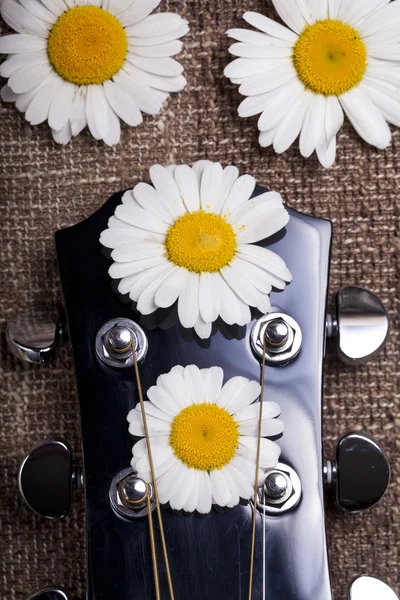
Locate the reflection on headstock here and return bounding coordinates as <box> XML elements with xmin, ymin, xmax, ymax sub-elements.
<box><xmin>11</xmin><ymin>188</ymin><xmax>396</xmax><ymax>600</ymax></box>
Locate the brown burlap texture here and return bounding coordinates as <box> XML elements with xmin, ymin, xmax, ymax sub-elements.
<box><xmin>0</xmin><ymin>1</ymin><xmax>399</xmax><ymax>599</ymax></box>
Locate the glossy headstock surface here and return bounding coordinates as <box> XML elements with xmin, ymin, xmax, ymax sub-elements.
<box><xmin>55</xmin><ymin>188</ymin><xmax>332</xmax><ymax>600</ymax></box>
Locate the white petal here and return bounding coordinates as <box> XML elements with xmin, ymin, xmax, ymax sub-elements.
<box><xmin>48</xmin><ymin>81</ymin><xmax>76</xmax><ymax>131</ymax></box>
<box><xmin>239</xmin><ymin>64</ymin><xmax>296</xmax><ymax>96</ymax></box>
<box><xmin>271</xmin><ymin>0</ymin><xmax>308</xmax><ymax>34</ymax></box>
<box><xmin>214</xmin><ymin>274</ymin><xmax>251</xmax><ymax>326</ymax></box>
<box><xmin>125</xmin><ymin>55</ymin><xmax>183</xmax><ymax>76</ymax></box>
<box><xmin>19</xmin><ymin>0</ymin><xmax>57</xmax><ymax>24</ymax></box>
<box><xmin>193</xmin><ymin>316</ymin><xmax>212</xmax><ymax>339</ymax></box>
<box><xmin>236</xmin><ymin>208</ymin><xmax>290</xmax><ymax>244</ymax></box>
<box><xmin>132</xmin><ymin>435</ymin><xmax>170</xmax><ymax>458</ymax></box>
<box><xmin>154</xmin><ymin>267</ymin><xmax>190</xmax><ymax>308</ymax></box>
<box><xmin>127</xmin><ymin>409</ymin><xmax>171</xmax><ymax>436</ymax></box>
<box><xmin>229</xmin><ymin>257</ymin><xmax>272</xmax><ymax>294</ymax></box>
<box><xmin>150</xmin><ymin>164</ymin><xmax>186</xmax><ymax>217</ymax></box>
<box><xmin>8</xmin><ymin>62</ymin><xmax>52</xmax><ymax>93</ymax></box>
<box><xmin>259</xmin><ymin>126</ymin><xmax>279</xmax><ymax>148</ymax></box>
<box><xmin>183</xmin><ymin>365</ymin><xmax>204</xmax><ymax>405</ymax></box>
<box><xmin>116</xmin><ymin>70</ymin><xmax>164</xmax><ymax>114</ymax></box>
<box><xmin>0</xmin><ymin>50</ymin><xmax>48</xmax><ymax>78</ymax></box>
<box><xmin>111</xmin><ymin>242</ymin><xmax>164</xmax><ymax>262</ymax></box>
<box><xmin>229</xmin><ymin>43</ymin><xmax>292</xmax><ymax>59</ymax></box>
<box><xmin>130</xmin><ymin>40</ymin><xmax>182</xmax><ymax>58</ymax></box>
<box><xmin>115</xmin><ymin>204</ymin><xmax>168</xmax><ymax>234</ymax></box>
<box><xmin>299</xmin><ymin>94</ymin><xmax>327</xmax><ymax>158</ymax></box>
<box><xmin>238</xmin><ymin>92</ymin><xmax>274</xmax><ymax>118</ymax></box>
<box><xmin>103</xmin><ymin>79</ymin><xmax>142</xmax><ymax>127</ymax></box>
<box><xmin>210</xmin><ymin>469</ymin><xmax>232</xmax><ymax>507</ymax></box>
<box><xmin>52</xmin><ymin>122</ymin><xmax>72</xmax><ymax>145</ymax></box>
<box><xmin>134</xmin><ymin>400</ymin><xmax>173</xmax><ymax>423</ymax></box>
<box><xmin>70</xmin><ymin>86</ymin><xmax>87</xmax><ymax>137</ymax></box>
<box><xmin>366</xmin><ymin>44</ymin><xmax>400</xmax><ymax>61</ymax></box>
<box><xmin>238</xmin><ymin>436</ymin><xmax>281</xmax><ymax>469</ymax></box>
<box><xmin>1</xmin><ymin>84</ymin><xmax>17</xmax><ymax>102</ymax></box>
<box><xmin>236</xmin><ymin>244</ymin><xmax>292</xmax><ymax>287</ymax></box>
<box><xmin>128</xmin><ymin>20</ymin><xmax>189</xmax><ymax>46</ymax></box>
<box><xmin>1</xmin><ymin>0</ymin><xmax>50</xmax><ymax>36</ymax></box>
<box><xmin>0</xmin><ymin>33</ymin><xmax>46</xmax><ymax>53</ymax></box>
<box><xmin>25</xmin><ymin>77</ymin><xmax>62</xmax><ymax>125</ymax></box>
<box><xmin>238</xmin><ymin>416</ymin><xmax>284</xmax><ymax>437</ymax></box>
<box><xmin>100</xmin><ymin>227</ymin><xmax>163</xmax><ymax>249</ymax></box>
<box><xmin>169</xmin><ymin>464</ymin><xmax>197</xmax><ymax>511</ymax></box>
<box><xmin>200</xmin><ymin>162</ymin><xmax>223</xmax><ymax>212</ymax></box>
<box><xmin>156</xmin><ymin>461</ymin><xmax>186</xmax><ymax>505</ymax></box>
<box><xmin>257</xmin><ymin>80</ymin><xmax>304</xmax><ymax>132</ymax></box>
<box><xmin>328</xmin><ymin>0</ymin><xmax>342</xmax><ymax>19</ymax></box>
<box><xmin>218</xmin><ymin>465</ymin><xmax>240</xmax><ymax>507</ymax></box>
<box><xmin>118</xmin><ymin>0</ymin><xmax>161</xmax><ymax>26</ymax></box>
<box><xmin>147</xmin><ymin>385</ymin><xmax>182</xmax><ymax>416</ymax></box>
<box><xmin>218</xmin><ymin>378</ymin><xmax>261</xmax><ymax>413</ymax></box>
<box><xmin>273</xmin><ymin>91</ymin><xmax>311</xmax><ymax>153</ymax></box>
<box><xmin>182</xmin><ymin>469</ymin><xmax>201</xmax><ymax>512</ymax></box>
<box><xmin>196</xmin><ymin>471</ymin><xmax>212</xmax><ymax>514</ymax></box>
<box><xmin>325</xmin><ymin>95</ymin><xmax>344</xmax><ymax>145</ymax></box>
<box><xmin>220</xmin><ymin>265</ymin><xmax>261</xmax><ymax>307</ymax></box>
<box><xmin>174</xmin><ymin>164</ymin><xmax>200</xmax><ymax>212</ymax></box>
<box><xmin>127</xmin><ymin>263</ymin><xmax>175</xmax><ymax>300</ymax></box>
<box><xmin>221</xmin><ymin>174</ymin><xmax>255</xmax><ymax>214</ymax></box>
<box><xmin>316</xmin><ymin>136</ymin><xmax>337</xmax><ymax>168</ymax></box>
<box><xmin>121</xmin><ymin>62</ymin><xmax>186</xmax><ymax>92</ymax></box>
<box><xmin>123</xmin><ymin>12</ymin><xmax>182</xmax><ymax>35</ymax></box>
<box><xmin>157</xmin><ymin>370</ymin><xmax>192</xmax><ymax>410</ymax></box>
<box><xmin>243</xmin><ymin>11</ymin><xmax>298</xmax><ymax>42</ymax></box>
<box><xmin>133</xmin><ymin>184</ymin><xmax>172</xmax><ymax>222</ymax></box>
<box><xmin>109</xmin><ymin>256</ymin><xmax>168</xmax><ymax>280</ymax></box>
<box><xmin>224</xmin><ymin>459</ymin><xmax>254</xmax><ymax>499</ymax></box>
<box><xmin>361</xmin><ymin>80</ymin><xmax>400</xmax><ymax>127</ymax></box>
<box><xmin>192</xmin><ymin>160</ymin><xmax>212</xmax><ymax>184</ymax></box>
<box><xmin>202</xmin><ymin>366</ymin><xmax>224</xmax><ymax>404</ymax></box>
<box><xmin>339</xmin><ymin>87</ymin><xmax>391</xmax><ymax>149</ymax></box>
<box><xmin>177</xmin><ymin>272</ymin><xmax>200</xmax><ymax>328</ymax></box>
<box><xmin>357</xmin><ymin>1</ymin><xmax>398</xmax><ymax>37</ymax></box>
<box><xmin>234</xmin><ymin>401</ymin><xmax>281</xmax><ymax>423</ymax></box>
<box><xmin>225</xmin><ymin>58</ymin><xmax>287</xmax><ymax>81</ymax></box>
<box><xmin>218</xmin><ymin>166</ymin><xmax>239</xmax><ymax>212</ymax></box>
<box><xmin>198</xmin><ymin>272</ymin><xmax>220</xmax><ymax>323</ymax></box>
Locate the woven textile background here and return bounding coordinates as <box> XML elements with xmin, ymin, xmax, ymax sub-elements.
<box><xmin>0</xmin><ymin>1</ymin><xmax>399</xmax><ymax>599</ymax></box>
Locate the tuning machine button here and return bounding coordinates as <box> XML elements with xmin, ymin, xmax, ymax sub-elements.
<box><xmin>325</xmin><ymin>432</ymin><xmax>390</xmax><ymax>512</ymax></box>
<box><xmin>29</xmin><ymin>588</ymin><xmax>68</xmax><ymax>600</ymax></box>
<box><xmin>109</xmin><ymin>467</ymin><xmax>155</xmax><ymax>519</ymax></box>
<box><xmin>251</xmin><ymin>312</ymin><xmax>302</xmax><ymax>366</ymax></box>
<box><xmin>326</xmin><ymin>286</ymin><xmax>388</xmax><ymax>364</ymax></box>
<box><xmin>96</xmin><ymin>318</ymin><xmax>148</xmax><ymax>369</ymax></box>
<box><xmin>349</xmin><ymin>576</ymin><xmax>399</xmax><ymax>599</ymax></box>
<box><xmin>19</xmin><ymin>440</ymin><xmax>83</xmax><ymax>519</ymax></box>
<box><xmin>6</xmin><ymin>305</ymin><xmax>63</xmax><ymax>364</ymax></box>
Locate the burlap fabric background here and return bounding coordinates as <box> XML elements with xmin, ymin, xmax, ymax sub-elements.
<box><xmin>0</xmin><ymin>1</ymin><xmax>399</xmax><ymax>599</ymax></box>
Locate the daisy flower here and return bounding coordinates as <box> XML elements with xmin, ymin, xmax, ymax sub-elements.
<box><xmin>225</xmin><ymin>1</ymin><xmax>400</xmax><ymax>167</ymax></box>
<box><xmin>0</xmin><ymin>0</ymin><xmax>188</xmax><ymax>145</ymax></box>
<box><xmin>127</xmin><ymin>365</ymin><xmax>283</xmax><ymax>514</ymax></box>
<box><xmin>100</xmin><ymin>161</ymin><xmax>292</xmax><ymax>339</ymax></box>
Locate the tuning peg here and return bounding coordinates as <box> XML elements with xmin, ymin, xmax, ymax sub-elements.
<box><xmin>29</xmin><ymin>588</ymin><xmax>68</xmax><ymax>600</ymax></box>
<box><xmin>6</xmin><ymin>305</ymin><xmax>63</xmax><ymax>364</ymax></box>
<box><xmin>349</xmin><ymin>576</ymin><xmax>399</xmax><ymax>599</ymax></box>
<box><xmin>326</xmin><ymin>286</ymin><xmax>388</xmax><ymax>364</ymax></box>
<box><xmin>324</xmin><ymin>432</ymin><xmax>390</xmax><ymax>512</ymax></box>
<box><xmin>19</xmin><ymin>440</ymin><xmax>83</xmax><ymax>519</ymax></box>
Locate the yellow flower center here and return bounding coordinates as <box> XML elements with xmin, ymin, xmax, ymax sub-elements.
<box><xmin>293</xmin><ymin>19</ymin><xmax>367</xmax><ymax>96</ymax></box>
<box><xmin>47</xmin><ymin>6</ymin><xmax>128</xmax><ymax>86</ymax></box>
<box><xmin>165</xmin><ymin>211</ymin><xmax>237</xmax><ymax>273</ymax></box>
<box><xmin>169</xmin><ymin>403</ymin><xmax>239</xmax><ymax>471</ymax></box>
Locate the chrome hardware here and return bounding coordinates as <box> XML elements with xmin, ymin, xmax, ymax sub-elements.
<box><xmin>95</xmin><ymin>318</ymin><xmax>148</xmax><ymax>369</ymax></box>
<box><xmin>325</xmin><ymin>432</ymin><xmax>390</xmax><ymax>512</ymax></box>
<box><xmin>29</xmin><ymin>588</ymin><xmax>68</xmax><ymax>600</ymax></box>
<box><xmin>251</xmin><ymin>313</ymin><xmax>302</xmax><ymax>366</ymax></box>
<box><xmin>6</xmin><ymin>305</ymin><xmax>62</xmax><ymax>364</ymax></box>
<box><xmin>257</xmin><ymin>462</ymin><xmax>301</xmax><ymax>515</ymax></box>
<box><xmin>349</xmin><ymin>576</ymin><xmax>399</xmax><ymax>600</ymax></box>
<box><xmin>19</xmin><ymin>440</ymin><xmax>83</xmax><ymax>520</ymax></box>
<box><xmin>326</xmin><ymin>286</ymin><xmax>389</xmax><ymax>364</ymax></box>
<box><xmin>109</xmin><ymin>468</ymin><xmax>155</xmax><ymax>519</ymax></box>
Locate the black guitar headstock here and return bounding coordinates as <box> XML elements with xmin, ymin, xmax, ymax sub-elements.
<box><xmin>9</xmin><ymin>163</ymin><xmax>395</xmax><ymax>600</ymax></box>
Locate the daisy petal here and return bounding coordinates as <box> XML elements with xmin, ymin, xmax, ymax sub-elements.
<box><xmin>196</xmin><ymin>471</ymin><xmax>212</xmax><ymax>514</ymax></box>
<box><xmin>271</xmin><ymin>0</ymin><xmax>308</xmax><ymax>34</ymax></box>
<box><xmin>177</xmin><ymin>272</ymin><xmax>200</xmax><ymax>328</ymax></box>
<box><xmin>0</xmin><ymin>33</ymin><xmax>47</xmax><ymax>53</ymax></box>
<box><xmin>217</xmin><ymin>377</ymin><xmax>260</xmax><ymax>413</ymax></box>
<box><xmin>200</xmin><ymin>162</ymin><xmax>223</xmax><ymax>212</ymax></box>
<box><xmin>299</xmin><ymin>94</ymin><xmax>327</xmax><ymax>158</ymax></box>
<box><xmin>174</xmin><ymin>164</ymin><xmax>200</xmax><ymax>212</ymax></box>
<box><xmin>154</xmin><ymin>267</ymin><xmax>190</xmax><ymax>308</ymax></box>
<box><xmin>340</xmin><ymin>87</ymin><xmax>391</xmax><ymax>149</ymax></box>
<box><xmin>210</xmin><ymin>469</ymin><xmax>232</xmax><ymax>506</ymax></box>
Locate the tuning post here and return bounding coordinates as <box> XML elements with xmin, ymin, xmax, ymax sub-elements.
<box><xmin>28</xmin><ymin>587</ymin><xmax>69</xmax><ymax>600</ymax></box>
<box><xmin>19</xmin><ymin>440</ymin><xmax>83</xmax><ymax>520</ymax></box>
<box><xmin>257</xmin><ymin>462</ymin><xmax>301</xmax><ymax>515</ymax></box>
<box><xmin>251</xmin><ymin>312</ymin><xmax>302</xmax><ymax>366</ymax></box>
<box><xmin>96</xmin><ymin>318</ymin><xmax>148</xmax><ymax>369</ymax></box>
<box><xmin>6</xmin><ymin>305</ymin><xmax>64</xmax><ymax>364</ymax></box>
<box><xmin>326</xmin><ymin>286</ymin><xmax>389</xmax><ymax>363</ymax></box>
<box><xmin>349</xmin><ymin>575</ymin><xmax>399</xmax><ymax>599</ymax></box>
<box><xmin>109</xmin><ymin>467</ymin><xmax>155</xmax><ymax>519</ymax></box>
<box><xmin>324</xmin><ymin>432</ymin><xmax>390</xmax><ymax>512</ymax></box>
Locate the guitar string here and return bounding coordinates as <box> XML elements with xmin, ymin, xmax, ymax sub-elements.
<box><xmin>248</xmin><ymin>332</ymin><xmax>267</xmax><ymax>600</ymax></box>
<box><xmin>130</xmin><ymin>338</ymin><xmax>175</xmax><ymax>600</ymax></box>
<box><xmin>262</xmin><ymin>488</ymin><xmax>266</xmax><ymax>600</ymax></box>
<box><xmin>146</xmin><ymin>490</ymin><xmax>161</xmax><ymax>600</ymax></box>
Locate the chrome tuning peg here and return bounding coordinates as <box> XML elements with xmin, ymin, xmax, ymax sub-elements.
<box><xmin>349</xmin><ymin>576</ymin><xmax>399</xmax><ymax>599</ymax></box>
<box><xmin>6</xmin><ymin>305</ymin><xmax>63</xmax><ymax>364</ymax></box>
<box><xmin>324</xmin><ymin>432</ymin><xmax>390</xmax><ymax>512</ymax></box>
<box><xmin>19</xmin><ymin>440</ymin><xmax>83</xmax><ymax>520</ymax></box>
<box><xmin>29</xmin><ymin>588</ymin><xmax>68</xmax><ymax>600</ymax></box>
<box><xmin>326</xmin><ymin>286</ymin><xmax>388</xmax><ymax>364</ymax></box>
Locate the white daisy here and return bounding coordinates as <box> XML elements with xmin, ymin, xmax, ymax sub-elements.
<box><xmin>0</xmin><ymin>0</ymin><xmax>188</xmax><ymax>145</ymax></box>
<box><xmin>225</xmin><ymin>1</ymin><xmax>400</xmax><ymax>167</ymax></box>
<box><xmin>100</xmin><ymin>161</ymin><xmax>292</xmax><ymax>339</ymax></box>
<box><xmin>127</xmin><ymin>365</ymin><xmax>283</xmax><ymax>514</ymax></box>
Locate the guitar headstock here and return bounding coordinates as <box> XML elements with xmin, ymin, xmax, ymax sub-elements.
<box><xmin>11</xmin><ymin>164</ymin><xmax>393</xmax><ymax>600</ymax></box>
